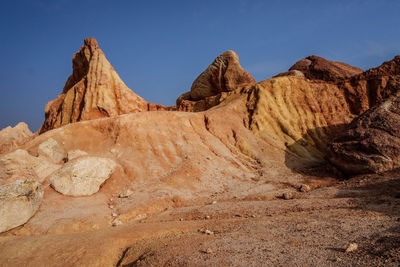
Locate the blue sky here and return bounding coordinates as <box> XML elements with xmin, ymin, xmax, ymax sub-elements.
<box><xmin>1</xmin><ymin>0</ymin><xmax>400</xmax><ymax>131</ymax></box>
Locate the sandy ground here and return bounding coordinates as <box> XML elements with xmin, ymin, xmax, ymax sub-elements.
<box><xmin>1</xmin><ymin>169</ymin><xmax>399</xmax><ymax>267</ymax></box>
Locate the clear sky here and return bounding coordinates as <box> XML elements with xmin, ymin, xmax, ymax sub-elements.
<box><xmin>1</xmin><ymin>0</ymin><xmax>400</xmax><ymax>131</ymax></box>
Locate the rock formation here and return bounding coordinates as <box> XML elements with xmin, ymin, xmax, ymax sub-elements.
<box><xmin>0</xmin><ymin>149</ymin><xmax>60</xmax><ymax>185</ymax></box>
<box><xmin>3</xmin><ymin>38</ymin><xmax>400</xmax><ymax>265</ymax></box>
<box><xmin>0</xmin><ymin>179</ymin><xmax>43</xmax><ymax>233</ymax></box>
<box><xmin>37</xmin><ymin>138</ymin><xmax>66</xmax><ymax>163</ymax></box>
<box><xmin>287</xmin><ymin>55</ymin><xmax>363</xmax><ymax>83</ymax></box>
<box><xmin>339</xmin><ymin>55</ymin><xmax>400</xmax><ymax>115</ymax></box>
<box><xmin>49</xmin><ymin>156</ymin><xmax>117</xmax><ymax>196</ymax></box>
<box><xmin>176</xmin><ymin>50</ymin><xmax>255</xmax><ymax>111</ymax></box>
<box><xmin>40</xmin><ymin>38</ymin><xmax>171</xmax><ymax>134</ymax></box>
<box><xmin>328</xmin><ymin>90</ymin><xmax>400</xmax><ymax>175</ymax></box>
<box><xmin>0</xmin><ymin>122</ymin><xmax>34</xmax><ymax>155</ymax></box>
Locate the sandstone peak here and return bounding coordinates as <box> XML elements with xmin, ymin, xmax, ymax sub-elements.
<box><xmin>83</xmin><ymin>37</ymin><xmax>99</xmax><ymax>50</ymax></box>
<box><xmin>39</xmin><ymin>38</ymin><xmax>169</xmax><ymax>133</ymax></box>
<box><xmin>288</xmin><ymin>55</ymin><xmax>363</xmax><ymax>83</ymax></box>
<box><xmin>176</xmin><ymin>50</ymin><xmax>255</xmax><ymax>111</ymax></box>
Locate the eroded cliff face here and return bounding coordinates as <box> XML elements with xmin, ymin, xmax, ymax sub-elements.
<box><xmin>242</xmin><ymin>77</ymin><xmax>355</xmax><ymax>166</ymax></box>
<box><xmin>40</xmin><ymin>38</ymin><xmax>170</xmax><ymax>133</ymax></box>
<box><xmin>339</xmin><ymin>56</ymin><xmax>400</xmax><ymax>115</ymax></box>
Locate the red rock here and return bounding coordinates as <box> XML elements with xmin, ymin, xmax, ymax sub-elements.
<box><xmin>289</xmin><ymin>55</ymin><xmax>363</xmax><ymax>83</ymax></box>
<box><xmin>339</xmin><ymin>56</ymin><xmax>400</xmax><ymax>114</ymax></box>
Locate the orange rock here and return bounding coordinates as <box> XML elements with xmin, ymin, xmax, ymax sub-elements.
<box><xmin>288</xmin><ymin>55</ymin><xmax>363</xmax><ymax>83</ymax></box>
<box><xmin>39</xmin><ymin>38</ymin><xmax>172</xmax><ymax>133</ymax></box>
<box><xmin>176</xmin><ymin>50</ymin><xmax>255</xmax><ymax>111</ymax></box>
<box><xmin>0</xmin><ymin>122</ymin><xmax>34</xmax><ymax>155</ymax></box>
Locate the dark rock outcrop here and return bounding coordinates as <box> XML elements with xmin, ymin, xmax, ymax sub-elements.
<box><xmin>289</xmin><ymin>55</ymin><xmax>363</xmax><ymax>83</ymax></box>
<box><xmin>328</xmin><ymin>90</ymin><xmax>400</xmax><ymax>175</ymax></box>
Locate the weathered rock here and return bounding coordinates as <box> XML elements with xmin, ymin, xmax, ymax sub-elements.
<box><xmin>0</xmin><ymin>149</ymin><xmax>61</xmax><ymax>184</ymax></box>
<box><xmin>289</xmin><ymin>55</ymin><xmax>363</xmax><ymax>83</ymax></box>
<box><xmin>282</xmin><ymin>192</ymin><xmax>293</xmax><ymax>200</ymax></box>
<box><xmin>190</xmin><ymin>50</ymin><xmax>255</xmax><ymax>100</ymax></box>
<box><xmin>0</xmin><ymin>122</ymin><xmax>34</xmax><ymax>155</ymax></box>
<box><xmin>299</xmin><ymin>184</ymin><xmax>311</xmax><ymax>192</ymax></box>
<box><xmin>328</xmin><ymin>91</ymin><xmax>400</xmax><ymax>175</ymax></box>
<box><xmin>67</xmin><ymin>149</ymin><xmax>88</xmax><ymax>161</ymax></box>
<box><xmin>338</xmin><ymin>55</ymin><xmax>400</xmax><ymax>115</ymax></box>
<box><xmin>0</xmin><ymin>179</ymin><xmax>43</xmax><ymax>233</ymax></box>
<box><xmin>40</xmin><ymin>38</ymin><xmax>171</xmax><ymax>133</ymax></box>
<box><xmin>176</xmin><ymin>50</ymin><xmax>255</xmax><ymax>111</ymax></box>
<box><xmin>37</xmin><ymin>138</ymin><xmax>66</xmax><ymax>163</ymax></box>
<box><xmin>49</xmin><ymin>156</ymin><xmax>117</xmax><ymax>196</ymax></box>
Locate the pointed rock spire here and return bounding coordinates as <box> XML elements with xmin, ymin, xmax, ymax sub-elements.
<box><xmin>40</xmin><ymin>38</ymin><xmax>151</xmax><ymax>133</ymax></box>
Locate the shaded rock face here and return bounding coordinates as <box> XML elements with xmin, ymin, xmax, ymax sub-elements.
<box><xmin>39</xmin><ymin>38</ymin><xmax>171</xmax><ymax>134</ymax></box>
<box><xmin>176</xmin><ymin>50</ymin><xmax>255</xmax><ymax>111</ymax></box>
<box><xmin>49</xmin><ymin>156</ymin><xmax>117</xmax><ymax>196</ymax></box>
<box><xmin>328</xmin><ymin>91</ymin><xmax>400</xmax><ymax>175</ymax></box>
<box><xmin>289</xmin><ymin>55</ymin><xmax>363</xmax><ymax>83</ymax></box>
<box><xmin>0</xmin><ymin>122</ymin><xmax>34</xmax><ymax>155</ymax></box>
<box><xmin>0</xmin><ymin>149</ymin><xmax>60</xmax><ymax>185</ymax></box>
<box><xmin>339</xmin><ymin>56</ymin><xmax>400</xmax><ymax>115</ymax></box>
<box><xmin>0</xmin><ymin>179</ymin><xmax>43</xmax><ymax>233</ymax></box>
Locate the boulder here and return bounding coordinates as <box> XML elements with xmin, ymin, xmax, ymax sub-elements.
<box><xmin>0</xmin><ymin>149</ymin><xmax>61</xmax><ymax>184</ymax></box>
<box><xmin>37</xmin><ymin>138</ymin><xmax>66</xmax><ymax>163</ymax></box>
<box><xmin>190</xmin><ymin>50</ymin><xmax>255</xmax><ymax>100</ymax></box>
<box><xmin>176</xmin><ymin>50</ymin><xmax>255</xmax><ymax>111</ymax></box>
<box><xmin>328</xmin><ymin>91</ymin><xmax>400</xmax><ymax>175</ymax></box>
<box><xmin>289</xmin><ymin>55</ymin><xmax>362</xmax><ymax>83</ymax></box>
<box><xmin>49</xmin><ymin>156</ymin><xmax>117</xmax><ymax>196</ymax></box>
<box><xmin>0</xmin><ymin>179</ymin><xmax>43</xmax><ymax>233</ymax></box>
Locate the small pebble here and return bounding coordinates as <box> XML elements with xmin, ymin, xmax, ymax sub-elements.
<box><xmin>212</xmin><ymin>200</ymin><xmax>217</xmax><ymax>204</ymax></box>
<box><xmin>205</xmin><ymin>215</ymin><xmax>211</xmax><ymax>219</ymax></box>
<box><xmin>205</xmin><ymin>248</ymin><xmax>213</xmax><ymax>254</ymax></box>
<box><xmin>299</xmin><ymin>184</ymin><xmax>311</xmax><ymax>192</ymax></box>
<box><xmin>109</xmin><ymin>205</ymin><xmax>114</xmax><ymax>209</ymax></box>
<box><xmin>205</xmin><ymin>230</ymin><xmax>213</xmax><ymax>235</ymax></box>
<box><xmin>282</xmin><ymin>192</ymin><xmax>293</xmax><ymax>200</ymax></box>
<box><xmin>179</xmin><ymin>218</ymin><xmax>184</xmax><ymax>221</ymax></box>
<box><xmin>345</xmin><ymin>243</ymin><xmax>358</xmax><ymax>253</ymax></box>
<box><xmin>111</xmin><ymin>212</ymin><xmax>118</xmax><ymax>217</ymax></box>
<box><xmin>112</xmin><ymin>219</ymin><xmax>122</xmax><ymax>227</ymax></box>
<box><xmin>119</xmin><ymin>189</ymin><xmax>133</xmax><ymax>198</ymax></box>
